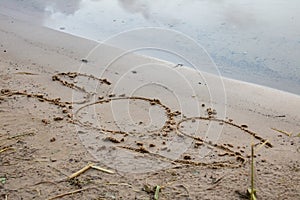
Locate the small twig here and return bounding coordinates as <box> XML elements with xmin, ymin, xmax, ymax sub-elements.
<box><xmin>14</xmin><ymin>72</ymin><xmax>38</xmax><ymax>75</ymax></box>
<box><xmin>47</xmin><ymin>187</ymin><xmax>97</xmax><ymax>200</ymax></box>
<box><xmin>90</xmin><ymin>165</ymin><xmax>115</xmax><ymax>174</ymax></box>
<box><xmin>271</xmin><ymin>127</ymin><xmax>292</xmax><ymax>137</ymax></box>
<box><xmin>250</xmin><ymin>144</ymin><xmax>255</xmax><ymax>199</ymax></box>
<box><xmin>68</xmin><ymin>163</ymin><xmax>114</xmax><ymax>180</ymax></box>
<box><xmin>105</xmin><ymin>182</ymin><xmax>132</xmax><ymax>187</ymax></box>
<box><xmin>32</xmin><ymin>181</ymin><xmax>60</xmax><ymax>187</ymax></box>
<box><xmin>154</xmin><ymin>185</ymin><xmax>161</xmax><ymax>200</ymax></box>
<box><xmin>212</xmin><ymin>174</ymin><xmax>226</xmax><ymax>185</ymax></box>
<box><xmin>255</xmin><ymin>140</ymin><xmax>269</xmax><ymax>152</ymax></box>
<box><xmin>0</xmin><ymin>147</ymin><xmax>14</xmax><ymax>153</ymax></box>
<box><xmin>248</xmin><ymin>143</ymin><xmax>257</xmax><ymax>200</ymax></box>
<box><xmin>204</xmin><ymin>174</ymin><xmax>226</xmax><ymax>191</ymax></box>
<box><xmin>68</xmin><ymin>163</ymin><xmax>93</xmax><ymax>179</ymax></box>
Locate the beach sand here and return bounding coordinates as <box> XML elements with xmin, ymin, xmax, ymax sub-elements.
<box><xmin>0</xmin><ymin>14</ymin><xmax>299</xmax><ymax>199</ymax></box>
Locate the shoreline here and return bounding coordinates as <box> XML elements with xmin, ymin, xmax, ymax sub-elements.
<box><xmin>1</xmin><ymin>13</ymin><xmax>299</xmax><ymax>98</ymax></box>
<box><xmin>0</xmin><ymin>1</ymin><xmax>299</xmax><ymax>95</ymax></box>
<box><xmin>0</xmin><ymin>13</ymin><xmax>299</xmax><ymax>199</ymax></box>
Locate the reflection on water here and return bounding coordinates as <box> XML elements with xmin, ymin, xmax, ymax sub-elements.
<box><xmin>0</xmin><ymin>0</ymin><xmax>299</xmax><ymax>94</ymax></box>
<box><xmin>118</xmin><ymin>0</ymin><xmax>151</xmax><ymax>19</ymax></box>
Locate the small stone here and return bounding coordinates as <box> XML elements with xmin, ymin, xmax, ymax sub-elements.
<box><xmin>136</xmin><ymin>141</ymin><xmax>143</xmax><ymax>146</ymax></box>
<box><xmin>81</xmin><ymin>59</ymin><xmax>88</xmax><ymax>63</ymax></box>
<box><xmin>53</xmin><ymin>116</ymin><xmax>63</xmax><ymax>121</ymax></box>
<box><xmin>101</xmin><ymin>78</ymin><xmax>111</xmax><ymax>85</ymax></box>
<box><xmin>183</xmin><ymin>155</ymin><xmax>192</xmax><ymax>160</ymax></box>
<box><xmin>42</xmin><ymin>119</ymin><xmax>50</xmax><ymax>124</ymax></box>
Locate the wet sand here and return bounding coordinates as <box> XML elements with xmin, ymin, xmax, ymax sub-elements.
<box><xmin>0</xmin><ymin>14</ymin><xmax>299</xmax><ymax>199</ymax></box>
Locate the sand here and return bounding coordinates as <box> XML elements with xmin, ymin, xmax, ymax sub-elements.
<box><xmin>0</xmin><ymin>13</ymin><xmax>299</xmax><ymax>200</ymax></box>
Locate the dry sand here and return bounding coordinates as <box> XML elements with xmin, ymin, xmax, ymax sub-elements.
<box><xmin>0</xmin><ymin>14</ymin><xmax>299</xmax><ymax>199</ymax></box>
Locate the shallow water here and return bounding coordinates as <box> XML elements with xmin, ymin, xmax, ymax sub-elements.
<box><xmin>0</xmin><ymin>0</ymin><xmax>299</xmax><ymax>95</ymax></box>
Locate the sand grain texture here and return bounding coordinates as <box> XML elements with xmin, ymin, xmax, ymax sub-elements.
<box><xmin>0</xmin><ymin>14</ymin><xmax>299</xmax><ymax>200</ymax></box>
